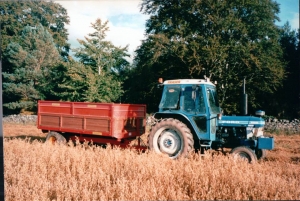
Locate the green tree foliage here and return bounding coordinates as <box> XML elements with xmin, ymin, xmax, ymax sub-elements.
<box><xmin>0</xmin><ymin>0</ymin><xmax>70</xmax><ymax>62</ymax></box>
<box><xmin>3</xmin><ymin>24</ymin><xmax>61</xmax><ymax>112</ymax></box>
<box><xmin>276</xmin><ymin>23</ymin><xmax>299</xmax><ymax>118</ymax></box>
<box><xmin>126</xmin><ymin>0</ymin><xmax>285</xmax><ymax>114</ymax></box>
<box><xmin>73</xmin><ymin>18</ymin><xmax>130</xmax><ymax>77</ymax></box>
<box><xmin>48</xmin><ymin>59</ymin><xmax>123</xmax><ymax>103</ymax></box>
<box><xmin>56</xmin><ymin>18</ymin><xmax>130</xmax><ymax>103</ymax></box>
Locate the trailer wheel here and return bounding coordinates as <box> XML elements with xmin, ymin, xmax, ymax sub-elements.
<box><xmin>148</xmin><ymin>118</ymin><xmax>194</xmax><ymax>159</ymax></box>
<box><xmin>46</xmin><ymin>131</ymin><xmax>66</xmax><ymax>145</ymax></box>
<box><xmin>230</xmin><ymin>146</ymin><xmax>257</xmax><ymax>163</ymax></box>
<box><xmin>255</xmin><ymin>148</ymin><xmax>267</xmax><ymax>160</ymax></box>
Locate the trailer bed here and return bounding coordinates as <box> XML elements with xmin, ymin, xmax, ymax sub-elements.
<box><xmin>37</xmin><ymin>100</ymin><xmax>146</xmax><ymax>141</ymax></box>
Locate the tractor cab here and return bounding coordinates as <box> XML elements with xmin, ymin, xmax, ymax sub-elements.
<box><xmin>159</xmin><ymin>79</ymin><xmax>219</xmax><ymax>114</ymax></box>
<box><xmin>155</xmin><ymin>79</ymin><xmax>221</xmax><ymax>142</ymax></box>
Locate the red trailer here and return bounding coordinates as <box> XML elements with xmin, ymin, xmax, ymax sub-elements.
<box><xmin>37</xmin><ymin>100</ymin><xmax>147</xmax><ymax>150</ymax></box>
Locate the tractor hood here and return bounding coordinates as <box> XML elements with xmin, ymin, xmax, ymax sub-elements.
<box><xmin>217</xmin><ymin>115</ymin><xmax>265</xmax><ymax>128</ymax></box>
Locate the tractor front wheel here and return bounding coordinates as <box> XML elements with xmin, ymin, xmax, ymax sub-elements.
<box><xmin>230</xmin><ymin>146</ymin><xmax>257</xmax><ymax>163</ymax></box>
<box><xmin>45</xmin><ymin>131</ymin><xmax>67</xmax><ymax>145</ymax></box>
<box><xmin>148</xmin><ymin>118</ymin><xmax>194</xmax><ymax>159</ymax></box>
<box><xmin>255</xmin><ymin>148</ymin><xmax>267</xmax><ymax>160</ymax></box>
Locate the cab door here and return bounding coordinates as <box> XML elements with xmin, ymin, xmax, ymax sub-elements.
<box><xmin>205</xmin><ymin>85</ymin><xmax>221</xmax><ymax>141</ymax></box>
<box><xmin>182</xmin><ymin>85</ymin><xmax>210</xmax><ymax>140</ymax></box>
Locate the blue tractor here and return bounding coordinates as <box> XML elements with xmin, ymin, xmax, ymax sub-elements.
<box><xmin>147</xmin><ymin>78</ymin><xmax>274</xmax><ymax>162</ymax></box>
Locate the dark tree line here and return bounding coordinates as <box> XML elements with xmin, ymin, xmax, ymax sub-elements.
<box><xmin>123</xmin><ymin>0</ymin><xmax>300</xmax><ymax>119</ymax></box>
<box><xmin>1</xmin><ymin>0</ymin><xmax>299</xmax><ymax>119</ymax></box>
<box><xmin>276</xmin><ymin>23</ymin><xmax>300</xmax><ymax>118</ymax></box>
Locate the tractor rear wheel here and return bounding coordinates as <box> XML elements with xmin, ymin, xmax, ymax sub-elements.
<box><xmin>230</xmin><ymin>146</ymin><xmax>257</xmax><ymax>163</ymax></box>
<box><xmin>45</xmin><ymin>131</ymin><xmax>67</xmax><ymax>145</ymax></box>
<box><xmin>148</xmin><ymin>118</ymin><xmax>194</xmax><ymax>159</ymax></box>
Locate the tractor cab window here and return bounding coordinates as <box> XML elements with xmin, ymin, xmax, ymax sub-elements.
<box><xmin>160</xmin><ymin>86</ymin><xmax>181</xmax><ymax>110</ymax></box>
<box><xmin>183</xmin><ymin>85</ymin><xmax>205</xmax><ymax>113</ymax></box>
<box><xmin>206</xmin><ymin>87</ymin><xmax>220</xmax><ymax>114</ymax></box>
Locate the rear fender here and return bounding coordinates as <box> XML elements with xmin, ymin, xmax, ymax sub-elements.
<box><xmin>153</xmin><ymin>112</ymin><xmax>195</xmax><ymax>133</ymax></box>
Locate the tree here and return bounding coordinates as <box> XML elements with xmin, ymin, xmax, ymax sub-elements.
<box><xmin>73</xmin><ymin>18</ymin><xmax>130</xmax><ymax>76</ymax></box>
<box><xmin>47</xmin><ymin>58</ymin><xmax>123</xmax><ymax>103</ymax></box>
<box><xmin>71</xmin><ymin>18</ymin><xmax>130</xmax><ymax>102</ymax></box>
<box><xmin>274</xmin><ymin>23</ymin><xmax>300</xmax><ymax>118</ymax></box>
<box><xmin>129</xmin><ymin>0</ymin><xmax>285</xmax><ymax>114</ymax></box>
<box><xmin>0</xmin><ymin>0</ymin><xmax>70</xmax><ymax>62</ymax></box>
<box><xmin>3</xmin><ymin>24</ymin><xmax>61</xmax><ymax>112</ymax></box>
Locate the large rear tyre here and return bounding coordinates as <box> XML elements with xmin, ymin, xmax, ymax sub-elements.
<box><xmin>148</xmin><ymin>118</ymin><xmax>194</xmax><ymax>159</ymax></box>
<box><xmin>230</xmin><ymin>146</ymin><xmax>257</xmax><ymax>163</ymax></box>
<box><xmin>45</xmin><ymin>131</ymin><xmax>67</xmax><ymax>145</ymax></box>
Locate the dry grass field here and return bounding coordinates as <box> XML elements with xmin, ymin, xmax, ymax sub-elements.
<box><xmin>3</xmin><ymin>123</ymin><xmax>300</xmax><ymax>200</ymax></box>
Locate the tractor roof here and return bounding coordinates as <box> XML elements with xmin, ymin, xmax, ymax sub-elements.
<box><xmin>163</xmin><ymin>79</ymin><xmax>215</xmax><ymax>86</ymax></box>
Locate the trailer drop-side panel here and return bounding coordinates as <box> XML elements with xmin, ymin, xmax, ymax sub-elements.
<box><xmin>37</xmin><ymin>100</ymin><xmax>146</xmax><ymax>140</ymax></box>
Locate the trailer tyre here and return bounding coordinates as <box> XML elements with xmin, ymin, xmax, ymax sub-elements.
<box><xmin>46</xmin><ymin>131</ymin><xmax>67</xmax><ymax>145</ymax></box>
<box><xmin>148</xmin><ymin>118</ymin><xmax>194</xmax><ymax>159</ymax></box>
<box><xmin>230</xmin><ymin>146</ymin><xmax>257</xmax><ymax>163</ymax></box>
<box><xmin>255</xmin><ymin>148</ymin><xmax>267</xmax><ymax>160</ymax></box>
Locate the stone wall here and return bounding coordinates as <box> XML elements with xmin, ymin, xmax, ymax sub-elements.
<box><xmin>2</xmin><ymin>115</ymin><xmax>300</xmax><ymax>134</ymax></box>
<box><xmin>2</xmin><ymin>115</ymin><xmax>37</xmax><ymax>125</ymax></box>
<box><xmin>264</xmin><ymin>118</ymin><xmax>300</xmax><ymax>134</ymax></box>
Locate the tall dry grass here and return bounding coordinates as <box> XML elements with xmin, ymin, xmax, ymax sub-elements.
<box><xmin>4</xmin><ymin>135</ymin><xmax>300</xmax><ymax>201</ymax></box>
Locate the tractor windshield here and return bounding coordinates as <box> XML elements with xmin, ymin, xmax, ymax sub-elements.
<box><xmin>160</xmin><ymin>86</ymin><xmax>181</xmax><ymax>109</ymax></box>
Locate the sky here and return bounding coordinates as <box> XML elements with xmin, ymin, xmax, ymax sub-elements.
<box><xmin>55</xmin><ymin>0</ymin><xmax>299</xmax><ymax>62</ymax></box>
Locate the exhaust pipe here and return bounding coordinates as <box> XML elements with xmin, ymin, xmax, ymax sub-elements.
<box><xmin>242</xmin><ymin>77</ymin><xmax>248</xmax><ymax>116</ymax></box>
